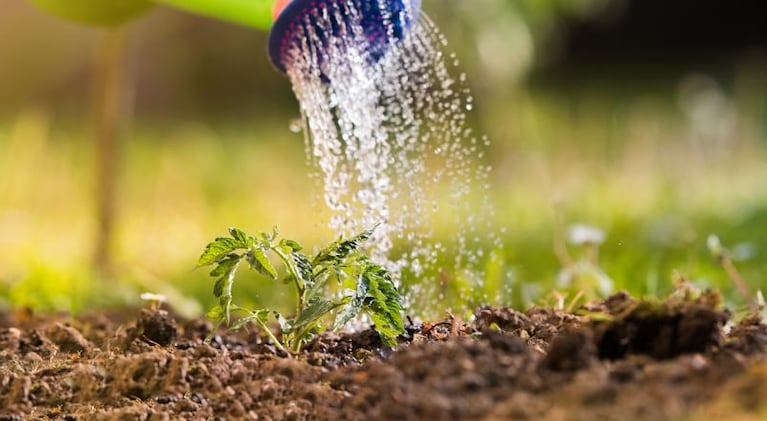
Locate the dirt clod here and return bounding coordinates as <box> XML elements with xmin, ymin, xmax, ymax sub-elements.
<box><xmin>137</xmin><ymin>309</ymin><xmax>178</xmax><ymax>346</ymax></box>
<box><xmin>46</xmin><ymin>323</ymin><xmax>90</xmax><ymax>353</ymax></box>
<box><xmin>595</xmin><ymin>294</ymin><xmax>728</xmax><ymax>360</ymax></box>
<box><xmin>541</xmin><ymin>328</ymin><xmax>596</xmax><ymax>372</ymax></box>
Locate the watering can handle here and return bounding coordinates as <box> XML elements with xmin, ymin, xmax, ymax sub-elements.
<box><xmin>155</xmin><ymin>0</ymin><xmax>275</xmax><ymax>30</ymax></box>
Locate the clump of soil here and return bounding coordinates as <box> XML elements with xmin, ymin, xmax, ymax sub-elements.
<box><xmin>591</xmin><ymin>290</ymin><xmax>728</xmax><ymax>360</ymax></box>
<box><xmin>134</xmin><ymin>308</ymin><xmax>178</xmax><ymax>346</ymax></box>
<box><xmin>0</xmin><ymin>291</ymin><xmax>765</xmax><ymax>420</ymax></box>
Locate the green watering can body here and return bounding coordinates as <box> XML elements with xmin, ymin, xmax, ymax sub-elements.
<box><xmin>28</xmin><ymin>0</ymin><xmax>277</xmax><ymax>30</ymax></box>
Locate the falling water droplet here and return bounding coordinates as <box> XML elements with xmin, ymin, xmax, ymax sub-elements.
<box><xmin>289</xmin><ymin>118</ymin><xmax>303</xmax><ymax>133</ymax></box>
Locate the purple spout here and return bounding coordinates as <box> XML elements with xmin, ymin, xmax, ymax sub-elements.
<box><xmin>268</xmin><ymin>0</ymin><xmax>421</xmax><ymax>75</ymax></box>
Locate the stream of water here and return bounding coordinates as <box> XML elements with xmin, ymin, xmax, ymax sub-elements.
<box><xmin>283</xmin><ymin>0</ymin><xmax>498</xmax><ymax>308</ymax></box>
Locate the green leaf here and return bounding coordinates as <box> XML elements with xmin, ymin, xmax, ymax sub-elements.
<box><xmin>198</xmin><ymin>236</ymin><xmax>245</xmax><ymax>267</ymax></box>
<box><xmin>313</xmin><ymin>228</ymin><xmax>374</xmax><ymax>265</ymax></box>
<box><xmin>279</xmin><ymin>239</ymin><xmax>303</xmax><ymax>252</ymax></box>
<box><xmin>292</xmin><ymin>297</ymin><xmax>337</xmax><ymax>332</ymax></box>
<box><xmin>230</xmin><ymin>308</ymin><xmax>270</xmax><ymax>330</ymax></box>
<box><xmin>213</xmin><ymin>257</ymin><xmax>241</xmax><ymax>324</ymax></box>
<box><xmin>210</xmin><ymin>253</ymin><xmax>240</xmax><ymax>277</ymax></box>
<box><xmin>206</xmin><ymin>305</ymin><xmax>225</xmax><ymax>321</ymax></box>
<box><xmin>275</xmin><ymin>312</ymin><xmax>291</xmax><ymax>333</ymax></box>
<box><xmin>361</xmin><ymin>264</ymin><xmax>404</xmax><ymax>347</ymax></box>
<box><xmin>229</xmin><ymin>227</ymin><xmax>250</xmax><ymax>246</ymax></box>
<box><xmin>249</xmin><ymin>247</ymin><xmax>278</xmax><ymax>279</ymax></box>
<box><xmin>213</xmin><ymin>277</ymin><xmax>226</xmax><ymax>298</ymax></box>
<box><xmin>292</xmin><ymin>251</ymin><xmax>314</xmax><ymax>286</ymax></box>
<box><xmin>334</xmin><ymin>275</ymin><xmax>370</xmax><ymax>330</ymax></box>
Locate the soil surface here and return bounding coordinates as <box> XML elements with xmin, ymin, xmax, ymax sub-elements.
<box><xmin>1</xmin><ymin>290</ymin><xmax>766</xmax><ymax>420</ymax></box>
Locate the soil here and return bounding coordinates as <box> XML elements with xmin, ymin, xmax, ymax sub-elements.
<box><xmin>1</xmin><ymin>291</ymin><xmax>766</xmax><ymax>420</ymax></box>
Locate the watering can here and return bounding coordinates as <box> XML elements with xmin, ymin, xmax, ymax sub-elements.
<box><xmin>28</xmin><ymin>0</ymin><xmax>421</xmax><ymax>73</ymax></box>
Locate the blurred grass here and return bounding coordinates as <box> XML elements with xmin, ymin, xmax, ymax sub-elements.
<box><xmin>1</xmin><ymin>85</ymin><xmax>766</xmax><ymax>318</ymax></box>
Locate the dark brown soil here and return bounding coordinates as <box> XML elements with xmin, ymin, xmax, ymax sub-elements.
<box><xmin>1</xmin><ymin>291</ymin><xmax>766</xmax><ymax>420</ymax></box>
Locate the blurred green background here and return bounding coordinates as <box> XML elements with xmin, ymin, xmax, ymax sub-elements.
<box><xmin>1</xmin><ymin>0</ymin><xmax>766</xmax><ymax>317</ymax></box>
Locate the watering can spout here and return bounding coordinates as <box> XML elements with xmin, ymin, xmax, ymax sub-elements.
<box><xmin>267</xmin><ymin>0</ymin><xmax>422</xmax><ymax>74</ymax></box>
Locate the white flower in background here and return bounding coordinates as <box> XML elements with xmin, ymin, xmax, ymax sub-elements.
<box><xmin>568</xmin><ymin>224</ymin><xmax>606</xmax><ymax>246</ymax></box>
<box><xmin>140</xmin><ymin>292</ymin><xmax>168</xmax><ymax>304</ymax></box>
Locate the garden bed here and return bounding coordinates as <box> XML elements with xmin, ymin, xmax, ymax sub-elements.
<box><xmin>1</xmin><ymin>291</ymin><xmax>766</xmax><ymax>420</ymax></box>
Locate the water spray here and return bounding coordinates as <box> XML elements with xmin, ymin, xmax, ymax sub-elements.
<box><xmin>29</xmin><ymin>0</ymin><xmax>495</xmax><ymax>311</ymax></box>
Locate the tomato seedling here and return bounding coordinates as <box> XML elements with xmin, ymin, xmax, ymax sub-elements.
<box><xmin>198</xmin><ymin>227</ymin><xmax>404</xmax><ymax>353</ymax></box>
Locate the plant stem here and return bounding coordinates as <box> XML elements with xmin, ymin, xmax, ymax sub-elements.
<box><xmin>288</xmin><ymin>326</ymin><xmax>311</xmax><ymax>353</ymax></box>
<box><xmin>272</xmin><ymin>247</ymin><xmax>305</xmax><ymax>312</ymax></box>
<box><xmin>718</xmin><ymin>255</ymin><xmax>754</xmax><ymax>310</ymax></box>
<box><xmin>256</xmin><ymin>318</ymin><xmax>288</xmax><ymax>354</ymax></box>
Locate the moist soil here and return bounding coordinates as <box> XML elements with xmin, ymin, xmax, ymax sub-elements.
<box><xmin>1</xmin><ymin>291</ymin><xmax>766</xmax><ymax>420</ymax></box>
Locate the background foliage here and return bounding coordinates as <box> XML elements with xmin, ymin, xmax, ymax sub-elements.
<box><xmin>1</xmin><ymin>0</ymin><xmax>766</xmax><ymax>317</ymax></box>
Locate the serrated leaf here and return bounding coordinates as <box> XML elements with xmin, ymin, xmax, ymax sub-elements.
<box><xmin>229</xmin><ymin>227</ymin><xmax>250</xmax><ymax>246</ymax></box>
<box><xmin>334</xmin><ymin>275</ymin><xmax>370</xmax><ymax>330</ymax></box>
<box><xmin>361</xmin><ymin>264</ymin><xmax>404</xmax><ymax>347</ymax></box>
<box><xmin>198</xmin><ymin>237</ymin><xmax>245</xmax><ymax>266</ymax></box>
<box><xmin>210</xmin><ymin>254</ymin><xmax>240</xmax><ymax>277</ymax></box>
<box><xmin>292</xmin><ymin>251</ymin><xmax>314</xmax><ymax>285</ymax></box>
<box><xmin>279</xmin><ymin>239</ymin><xmax>303</xmax><ymax>252</ymax></box>
<box><xmin>292</xmin><ymin>297</ymin><xmax>337</xmax><ymax>332</ymax></box>
<box><xmin>313</xmin><ymin>228</ymin><xmax>374</xmax><ymax>265</ymax></box>
<box><xmin>250</xmin><ymin>247</ymin><xmax>278</xmax><ymax>279</ymax></box>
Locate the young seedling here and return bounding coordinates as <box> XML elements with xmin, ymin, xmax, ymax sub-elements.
<box><xmin>707</xmin><ymin>234</ymin><xmax>754</xmax><ymax>310</ymax></box>
<box><xmin>198</xmin><ymin>227</ymin><xmax>404</xmax><ymax>353</ymax></box>
<box><xmin>554</xmin><ymin>222</ymin><xmax>614</xmax><ymax>299</ymax></box>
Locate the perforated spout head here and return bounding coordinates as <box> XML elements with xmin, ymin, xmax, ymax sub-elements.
<box><xmin>268</xmin><ymin>0</ymin><xmax>421</xmax><ymax>75</ymax></box>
